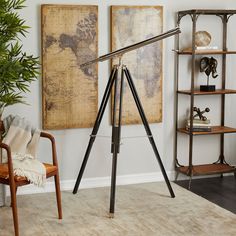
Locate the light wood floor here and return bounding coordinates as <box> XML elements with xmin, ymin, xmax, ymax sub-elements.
<box><xmin>1</xmin><ymin>182</ymin><xmax>236</xmax><ymax>236</ymax></box>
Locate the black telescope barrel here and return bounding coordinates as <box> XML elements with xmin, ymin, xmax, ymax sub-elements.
<box><xmin>80</xmin><ymin>27</ymin><xmax>181</xmax><ymax>68</ymax></box>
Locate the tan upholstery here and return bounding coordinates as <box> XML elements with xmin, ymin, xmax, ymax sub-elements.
<box><xmin>0</xmin><ymin>163</ymin><xmax>58</xmax><ymax>181</ymax></box>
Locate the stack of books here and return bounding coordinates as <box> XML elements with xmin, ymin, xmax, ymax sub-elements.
<box><xmin>186</xmin><ymin>119</ymin><xmax>212</xmax><ymax>132</ymax></box>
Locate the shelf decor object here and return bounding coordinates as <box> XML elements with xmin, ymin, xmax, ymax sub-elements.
<box><xmin>186</xmin><ymin>107</ymin><xmax>212</xmax><ymax>132</ymax></box>
<box><xmin>111</xmin><ymin>5</ymin><xmax>163</xmax><ymax>124</ymax></box>
<box><xmin>195</xmin><ymin>30</ymin><xmax>211</xmax><ymax>47</ymax></box>
<box><xmin>41</xmin><ymin>5</ymin><xmax>98</xmax><ymax>129</ymax></box>
<box><xmin>199</xmin><ymin>56</ymin><xmax>218</xmax><ymax>91</ymax></box>
<box><xmin>174</xmin><ymin>9</ymin><xmax>236</xmax><ymax>188</ymax></box>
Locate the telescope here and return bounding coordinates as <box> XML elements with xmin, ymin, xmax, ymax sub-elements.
<box><xmin>73</xmin><ymin>27</ymin><xmax>181</xmax><ymax>217</ymax></box>
<box><xmin>80</xmin><ymin>27</ymin><xmax>181</xmax><ymax>68</ymax></box>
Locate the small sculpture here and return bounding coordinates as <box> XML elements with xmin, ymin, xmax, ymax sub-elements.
<box><xmin>195</xmin><ymin>31</ymin><xmax>211</xmax><ymax>47</ymax></box>
<box><xmin>200</xmin><ymin>57</ymin><xmax>218</xmax><ymax>92</ymax></box>
<box><xmin>186</xmin><ymin>107</ymin><xmax>211</xmax><ymax>132</ymax></box>
<box><xmin>193</xmin><ymin>107</ymin><xmax>210</xmax><ymax>121</ymax></box>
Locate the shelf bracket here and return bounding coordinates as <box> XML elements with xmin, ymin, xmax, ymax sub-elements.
<box><xmin>213</xmin><ymin>156</ymin><xmax>229</xmax><ymax>165</ymax></box>
<box><xmin>175</xmin><ymin>158</ymin><xmax>184</xmax><ymax>168</ymax></box>
<box><xmin>189</xmin><ymin>13</ymin><xmax>200</xmax><ymax>22</ymax></box>
<box><xmin>226</xmin><ymin>14</ymin><xmax>234</xmax><ymax>23</ymax></box>
<box><xmin>177</xmin><ymin>13</ymin><xmax>188</xmax><ymax>26</ymax></box>
<box><xmin>216</xmin><ymin>14</ymin><xmax>233</xmax><ymax>23</ymax></box>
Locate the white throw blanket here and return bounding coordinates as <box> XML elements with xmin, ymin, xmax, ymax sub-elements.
<box><xmin>2</xmin><ymin>115</ymin><xmax>46</xmax><ymax>187</ymax></box>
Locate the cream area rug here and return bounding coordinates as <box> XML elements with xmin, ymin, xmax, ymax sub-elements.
<box><xmin>0</xmin><ymin>182</ymin><xmax>236</xmax><ymax>236</ymax></box>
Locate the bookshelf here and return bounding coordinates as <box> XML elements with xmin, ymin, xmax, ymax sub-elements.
<box><xmin>174</xmin><ymin>9</ymin><xmax>236</xmax><ymax>186</ymax></box>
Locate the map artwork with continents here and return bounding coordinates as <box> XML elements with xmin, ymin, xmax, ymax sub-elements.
<box><xmin>111</xmin><ymin>6</ymin><xmax>163</xmax><ymax>124</ymax></box>
<box><xmin>42</xmin><ymin>5</ymin><xmax>98</xmax><ymax>129</ymax></box>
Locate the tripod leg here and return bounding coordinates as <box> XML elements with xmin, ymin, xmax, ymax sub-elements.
<box><xmin>124</xmin><ymin>67</ymin><xmax>175</xmax><ymax>198</ymax></box>
<box><xmin>73</xmin><ymin>67</ymin><xmax>118</xmax><ymax>194</ymax></box>
<box><xmin>109</xmin><ymin>149</ymin><xmax>118</xmax><ymax>218</ymax></box>
<box><xmin>109</xmin><ymin>68</ymin><xmax>125</xmax><ymax>217</ymax></box>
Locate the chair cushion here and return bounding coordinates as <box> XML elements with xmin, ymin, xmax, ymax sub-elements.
<box><xmin>0</xmin><ymin>163</ymin><xmax>57</xmax><ymax>182</ymax></box>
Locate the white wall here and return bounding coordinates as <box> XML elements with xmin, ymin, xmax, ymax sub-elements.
<box><xmin>5</xmin><ymin>0</ymin><xmax>236</xmax><ymax>190</ymax></box>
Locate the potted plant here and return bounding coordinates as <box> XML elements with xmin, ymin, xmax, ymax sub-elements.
<box><xmin>0</xmin><ymin>0</ymin><xmax>40</xmax><ymax>117</ymax></box>
<box><xmin>0</xmin><ymin>0</ymin><xmax>39</xmax><ymax>206</ymax></box>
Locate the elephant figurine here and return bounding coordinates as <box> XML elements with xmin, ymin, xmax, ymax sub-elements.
<box><xmin>200</xmin><ymin>57</ymin><xmax>218</xmax><ymax>79</ymax></box>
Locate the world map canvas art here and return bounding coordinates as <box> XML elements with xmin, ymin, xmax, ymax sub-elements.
<box><xmin>42</xmin><ymin>5</ymin><xmax>98</xmax><ymax>129</ymax></box>
<box><xmin>111</xmin><ymin>6</ymin><xmax>163</xmax><ymax>124</ymax></box>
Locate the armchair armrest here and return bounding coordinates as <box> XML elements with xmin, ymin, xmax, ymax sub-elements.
<box><xmin>0</xmin><ymin>142</ymin><xmax>12</xmax><ymax>161</ymax></box>
<box><xmin>0</xmin><ymin>142</ymin><xmax>15</xmax><ymax>181</ymax></box>
<box><xmin>40</xmin><ymin>131</ymin><xmax>58</xmax><ymax>166</ymax></box>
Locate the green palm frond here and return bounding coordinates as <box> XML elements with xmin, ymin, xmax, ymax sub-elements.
<box><xmin>0</xmin><ymin>0</ymin><xmax>39</xmax><ymax>110</ymax></box>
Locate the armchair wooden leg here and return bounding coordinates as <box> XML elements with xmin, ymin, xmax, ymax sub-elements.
<box><xmin>54</xmin><ymin>173</ymin><xmax>62</xmax><ymax>219</ymax></box>
<box><xmin>10</xmin><ymin>184</ymin><xmax>19</xmax><ymax>236</ymax></box>
<box><xmin>10</xmin><ymin>187</ymin><xmax>18</xmax><ymax>207</ymax></box>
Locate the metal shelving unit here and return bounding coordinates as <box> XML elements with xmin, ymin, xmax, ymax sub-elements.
<box><xmin>174</xmin><ymin>9</ymin><xmax>236</xmax><ymax>186</ymax></box>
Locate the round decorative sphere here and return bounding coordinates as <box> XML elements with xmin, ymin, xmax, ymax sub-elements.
<box><xmin>195</xmin><ymin>31</ymin><xmax>211</xmax><ymax>47</ymax></box>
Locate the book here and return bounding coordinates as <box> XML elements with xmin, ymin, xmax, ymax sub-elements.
<box><xmin>186</xmin><ymin>126</ymin><xmax>212</xmax><ymax>132</ymax></box>
<box><xmin>187</xmin><ymin>119</ymin><xmax>210</xmax><ymax>124</ymax></box>
<box><xmin>186</xmin><ymin>119</ymin><xmax>211</xmax><ymax>128</ymax></box>
<box><xmin>186</xmin><ymin>119</ymin><xmax>212</xmax><ymax>131</ymax></box>
<box><xmin>187</xmin><ymin>122</ymin><xmax>211</xmax><ymax>127</ymax></box>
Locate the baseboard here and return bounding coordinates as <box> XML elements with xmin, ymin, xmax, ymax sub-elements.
<box><xmin>6</xmin><ymin>170</ymin><xmax>175</xmax><ymax>196</ymax></box>
<box><xmin>5</xmin><ymin>170</ymin><xmax>234</xmax><ymax>196</ymax></box>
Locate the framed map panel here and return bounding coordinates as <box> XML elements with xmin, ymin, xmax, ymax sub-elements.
<box><xmin>111</xmin><ymin>6</ymin><xmax>163</xmax><ymax>124</ymax></box>
<box><xmin>42</xmin><ymin>5</ymin><xmax>98</xmax><ymax>129</ymax></box>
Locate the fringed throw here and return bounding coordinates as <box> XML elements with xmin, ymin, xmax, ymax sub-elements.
<box><xmin>2</xmin><ymin>115</ymin><xmax>46</xmax><ymax>187</ymax></box>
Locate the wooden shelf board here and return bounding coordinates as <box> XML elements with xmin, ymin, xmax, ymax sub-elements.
<box><xmin>178</xmin><ymin>50</ymin><xmax>236</xmax><ymax>55</ymax></box>
<box><xmin>177</xmin><ymin>89</ymin><xmax>236</xmax><ymax>95</ymax></box>
<box><xmin>178</xmin><ymin>126</ymin><xmax>236</xmax><ymax>135</ymax></box>
<box><xmin>176</xmin><ymin>163</ymin><xmax>236</xmax><ymax>176</ymax></box>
